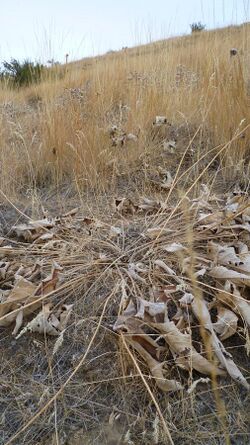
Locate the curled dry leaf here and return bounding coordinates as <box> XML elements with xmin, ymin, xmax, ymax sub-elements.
<box><xmin>154</xmin><ymin>260</ymin><xmax>176</xmax><ymax>276</ymax></box>
<box><xmin>135</xmin><ymin>297</ymin><xmax>166</xmax><ymax>319</ymax></box>
<box><xmin>187</xmin><ymin>377</ymin><xmax>210</xmax><ymax>394</ymax></box>
<box><xmin>208</xmin><ymin>241</ymin><xmax>250</xmax><ymax>273</ymax></box>
<box><xmin>152</xmin><ymin>318</ymin><xmax>224</xmax><ymax>376</ymax></box>
<box><xmin>180</xmin><ymin>292</ymin><xmax>250</xmax><ymax>390</ymax></box>
<box><xmin>12</xmin><ymin>218</ymin><xmax>55</xmax><ymax>242</ymax></box>
<box><xmin>125</xmin><ymin>336</ymin><xmax>183</xmax><ymax>392</ymax></box>
<box><xmin>213</xmin><ymin>305</ymin><xmax>238</xmax><ymax>340</ymax></box>
<box><xmin>0</xmin><ymin>277</ymin><xmax>38</xmax><ymax>327</ymax></box>
<box><xmin>127</xmin><ymin>264</ymin><xmax>146</xmax><ymax>284</ymax></box>
<box><xmin>217</xmin><ymin>281</ymin><xmax>250</xmax><ymax>327</ymax></box>
<box><xmin>16</xmin><ymin>303</ymin><xmax>73</xmax><ymax>339</ymax></box>
<box><xmin>114</xmin><ymin>197</ymin><xmax>138</xmax><ymax>215</ymax></box>
<box><xmin>0</xmin><ymin>262</ymin><xmax>63</xmax><ymax>335</ymax></box>
<box><xmin>36</xmin><ymin>261</ymin><xmax>63</xmax><ymax>296</ymax></box>
<box><xmin>164</xmin><ymin>243</ymin><xmax>186</xmax><ymax>253</ymax></box>
<box><xmin>209</xmin><ymin>266</ymin><xmax>250</xmax><ymax>287</ymax></box>
<box><xmin>139</xmin><ymin>197</ymin><xmax>166</xmax><ymax>212</ymax></box>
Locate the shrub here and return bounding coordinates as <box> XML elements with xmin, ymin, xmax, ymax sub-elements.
<box><xmin>1</xmin><ymin>59</ymin><xmax>44</xmax><ymax>87</ymax></box>
<box><xmin>190</xmin><ymin>22</ymin><xmax>206</xmax><ymax>33</ymax></box>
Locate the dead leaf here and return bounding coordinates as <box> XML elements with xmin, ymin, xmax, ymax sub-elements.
<box><xmin>139</xmin><ymin>198</ymin><xmax>165</xmax><ymax>212</ymax></box>
<box><xmin>208</xmin><ymin>241</ymin><xmax>250</xmax><ymax>273</ymax></box>
<box><xmin>209</xmin><ymin>266</ymin><xmax>250</xmax><ymax>287</ymax></box>
<box><xmin>164</xmin><ymin>243</ymin><xmax>186</xmax><ymax>253</ymax></box>
<box><xmin>213</xmin><ymin>305</ymin><xmax>238</xmax><ymax>340</ymax></box>
<box><xmin>152</xmin><ymin>318</ymin><xmax>224</xmax><ymax>376</ymax></box>
<box><xmin>180</xmin><ymin>292</ymin><xmax>250</xmax><ymax>389</ymax></box>
<box><xmin>125</xmin><ymin>336</ymin><xmax>183</xmax><ymax>392</ymax></box>
<box><xmin>217</xmin><ymin>281</ymin><xmax>250</xmax><ymax>327</ymax></box>
<box><xmin>12</xmin><ymin>218</ymin><xmax>55</xmax><ymax>242</ymax></box>
<box><xmin>114</xmin><ymin>197</ymin><xmax>138</xmax><ymax>214</ymax></box>
<box><xmin>16</xmin><ymin>303</ymin><xmax>73</xmax><ymax>338</ymax></box>
<box><xmin>0</xmin><ymin>276</ymin><xmax>39</xmax><ymax>331</ymax></box>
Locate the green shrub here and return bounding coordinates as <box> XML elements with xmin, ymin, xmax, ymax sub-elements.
<box><xmin>1</xmin><ymin>59</ymin><xmax>44</xmax><ymax>87</ymax></box>
<box><xmin>190</xmin><ymin>22</ymin><xmax>206</xmax><ymax>33</ymax></box>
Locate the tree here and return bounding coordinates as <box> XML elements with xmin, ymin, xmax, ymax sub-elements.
<box><xmin>1</xmin><ymin>59</ymin><xmax>44</xmax><ymax>86</ymax></box>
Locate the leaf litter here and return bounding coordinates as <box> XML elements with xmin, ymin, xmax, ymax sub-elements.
<box><xmin>0</xmin><ymin>186</ymin><xmax>249</xmax><ymax>397</ymax></box>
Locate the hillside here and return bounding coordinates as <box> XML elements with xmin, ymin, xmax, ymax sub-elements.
<box><xmin>0</xmin><ymin>23</ymin><xmax>250</xmax><ymax>445</ymax></box>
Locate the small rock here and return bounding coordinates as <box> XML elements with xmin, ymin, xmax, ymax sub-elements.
<box><xmin>230</xmin><ymin>48</ymin><xmax>238</xmax><ymax>57</ymax></box>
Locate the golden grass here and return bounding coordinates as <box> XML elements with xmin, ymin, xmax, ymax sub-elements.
<box><xmin>0</xmin><ymin>23</ymin><xmax>250</xmax><ymax>198</ymax></box>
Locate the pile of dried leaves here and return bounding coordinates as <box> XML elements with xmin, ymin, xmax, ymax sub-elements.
<box><xmin>112</xmin><ymin>186</ymin><xmax>250</xmax><ymax>392</ymax></box>
<box><xmin>0</xmin><ymin>185</ymin><xmax>249</xmax><ymax>397</ymax></box>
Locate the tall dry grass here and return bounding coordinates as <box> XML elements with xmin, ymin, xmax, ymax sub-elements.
<box><xmin>0</xmin><ymin>23</ymin><xmax>250</xmax><ymax>198</ymax></box>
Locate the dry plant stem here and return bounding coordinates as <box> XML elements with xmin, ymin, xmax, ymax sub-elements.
<box><xmin>121</xmin><ymin>335</ymin><xmax>175</xmax><ymax>445</ymax></box>
<box><xmin>4</xmin><ymin>290</ymin><xmax>113</xmax><ymax>445</ymax></box>
<box><xmin>154</xmin><ymin>123</ymin><xmax>250</xmax><ymax>243</ymax></box>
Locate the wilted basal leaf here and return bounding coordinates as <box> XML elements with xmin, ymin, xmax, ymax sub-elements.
<box><xmin>35</xmin><ymin>262</ymin><xmax>63</xmax><ymax>296</ymax></box>
<box><xmin>0</xmin><ymin>276</ymin><xmax>38</xmax><ymax>330</ymax></box>
<box><xmin>139</xmin><ymin>197</ymin><xmax>165</xmax><ymax>212</ymax></box>
<box><xmin>217</xmin><ymin>281</ymin><xmax>250</xmax><ymax>327</ymax></box>
<box><xmin>209</xmin><ymin>266</ymin><xmax>250</xmax><ymax>287</ymax></box>
<box><xmin>16</xmin><ymin>303</ymin><xmax>73</xmax><ymax>338</ymax></box>
<box><xmin>12</xmin><ymin>218</ymin><xmax>55</xmax><ymax>242</ymax></box>
<box><xmin>152</xmin><ymin>318</ymin><xmax>224</xmax><ymax>376</ymax></box>
<box><xmin>135</xmin><ymin>297</ymin><xmax>166</xmax><ymax>319</ymax></box>
<box><xmin>180</xmin><ymin>292</ymin><xmax>250</xmax><ymax>389</ymax></box>
<box><xmin>125</xmin><ymin>336</ymin><xmax>183</xmax><ymax>392</ymax></box>
<box><xmin>114</xmin><ymin>197</ymin><xmax>138</xmax><ymax>214</ymax></box>
<box><xmin>213</xmin><ymin>305</ymin><xmax>238</xmax><ymax>340</ymax></box>
<box><xmin>208</xmin><ymin>241</ymin><xmax>250</xmax><ymax>273</ymax></box>
<box><xmin>164</xmin><ymin>243</ymin><xmax>186</xmax><ymax>253</ymax></box>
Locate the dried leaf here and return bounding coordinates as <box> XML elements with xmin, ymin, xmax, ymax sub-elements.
<box><xmin>180</xmin><ymin>293</ymin><xmax>250</xmax><ymax>389</ymax></box>
<box><xmin>209</xmin><ymin>266</ymin><xmax>250</xmax><ymax>287</ymax></box>
<box><xmin>126</xmin><ymin>336</ymin><xmax>183</xmax><ymax>392</ymax></box>
<box><xmin>164</xmin><ymin>243</ymin><xmax>186</xmax><ymax>253</ymax></box>
<box><xmin>0</xmin><ymin>276</ymin><xmax>37</xmax><ymax>327</ymax></box>
<box><xmin>135</xmin><ymin>297</ymin><xmax>166</xmax><ymax>319</ymax></box>
<box><xmin>139</xmin><ymin>198</ymin><xmax>165</xmax><ymax>212</ymax></box>
<box><xmin>114</xmin><ymin>197</ymin><xmax>137</xmax><ymax>214</ymax></box>
<box><xmin>12</xmin><ymin>218</ymin><xmax>55</xmax><ymax>242</ymax></box>
<box><xmin>16</xmin><ymin>303</ymin><xmax>73</xmax><ymax>338</ymax></box>
<box><xmin>187</xmin><ymin>377</ymin><xmax>210</xmax><ymax>394</ymax></box>
<box><xmin>208</xmin><ymin>241</ymin><xmax>250</xmax><ymax>273</ymax></box>
<box><xmin>35</xmin><ymin>262</ymin><xmax>62</xmax><ymax>296</ymax></box>
<box><xmin>217</xmin><ymin>281</ymin><xmax>250</xmax><ymax>327</ymax></box>
<box><xmin>153</xmin><ymin>319</ymin><xmax>224</xmax><ymax>376</ymax></box>
<box><xmin>213</xmin><ymin>305</ymin><xmax>238</xmax><ymax>340</ymax></box>
<box><xmin>127</xmin><ymin>264</ymin><xmax>146</xmax><ymax>284</ymax></box>
<box><xmin>154</xmin><ymin>260</ymin><xmax>176</xmax><ymax>276</ymax></box>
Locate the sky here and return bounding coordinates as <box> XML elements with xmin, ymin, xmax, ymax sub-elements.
<box><xmin>0</xmin><ymin>0</ymin><xmax>249</xmax><ymax>64</ymax></box>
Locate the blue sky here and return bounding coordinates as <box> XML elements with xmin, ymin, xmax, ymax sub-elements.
<box><xmin>0</xmin><ymin>0</ymin><xmax>249</xmax><ymax>63</ymax></box>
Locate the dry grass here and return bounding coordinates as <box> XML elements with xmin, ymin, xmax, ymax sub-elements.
<box><xmin>0</xmin><ymin>23</ymin><xmax>250</xmax><ymax>445</ymax></box>
<box><xmin>0</xmin><ymin>23</ymin><xmax>250</xmax><ymax>198</ymax></box>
